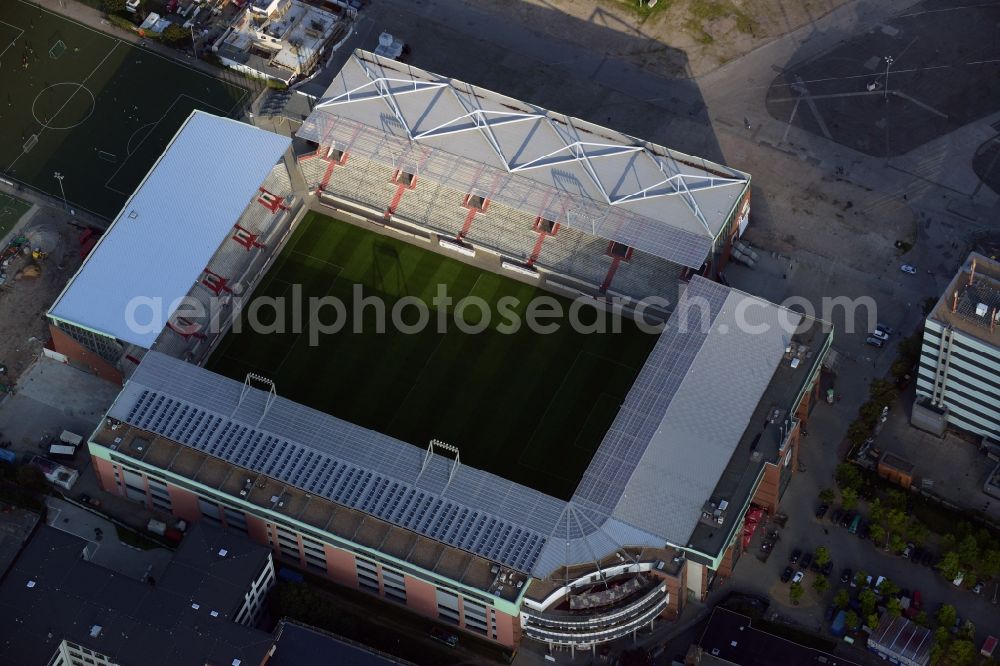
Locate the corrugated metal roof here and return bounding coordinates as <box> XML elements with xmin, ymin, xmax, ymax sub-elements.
<box><xmin>49</xmin><ymin>111</ymin><xmax>291</xmax><ymax>348</ymax></box>
<box><xmin>296</xmin><ymin>50</ymin><xmax>750</xmax><ymax>269</ymax></box>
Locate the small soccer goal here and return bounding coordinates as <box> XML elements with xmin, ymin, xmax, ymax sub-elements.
<box><xmin>49</xmin><ymin>39</ymin><xmax>66</xmax><ymax>60</ymax></box>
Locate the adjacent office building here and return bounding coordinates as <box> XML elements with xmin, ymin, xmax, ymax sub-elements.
<box><xmin>914</xmin><ymin>252</ymin><xmax>1000</xmax><ymax>440</ymax></box>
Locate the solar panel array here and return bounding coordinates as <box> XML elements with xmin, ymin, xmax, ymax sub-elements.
<box><xmin>122</xmin><ymin>386</ymin><xmax>547</xmax><ymax>573</ymax></box>
<box><xmin>573</xmin><ymin>277</ymin><xmax>729</xmax><ymax>514</ymax></box>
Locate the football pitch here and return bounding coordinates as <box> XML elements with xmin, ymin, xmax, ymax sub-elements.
<box><xmin>207</xmin><ymin>212</ymin><xmax>659</xmax><ymax>499</ymax></box>
<box><xmin>0</xmin><ymin>1</ymin><xmax>249</xmax><ymax>218</ymax></box>
<box><xmin>0</xmin><ymin>192</ymin><xmax>32</xmax><ymax>240</ymax></box>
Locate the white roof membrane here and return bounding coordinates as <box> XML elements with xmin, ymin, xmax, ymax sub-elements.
<box><xmin>49</xmin><ymin>111</ymin><xmax>291</xmax><ymax>348</ymax></box>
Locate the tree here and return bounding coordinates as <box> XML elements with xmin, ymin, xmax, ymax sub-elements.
<box><xmin>789</xmin><ymin>581</ymin><xmax>804</xmax><ymax>605</ymax></box>
<box><xmin>834</xmin><ymin>588</ymin><xmax>850</xmax><ymax>610</ymax></box>
<box><xmin>854</xmin><ymin>569</ymin><xmax>869</xmax><ymax>588</ymax></box>
<box><xmin>944</xmin><ymin>639</ymin><xmax>976</xmax><ymax>666</ymax></box>
<box><xmin>957</xmin><ymin>534</ymin><xmax>978</xmax><ymax>568</ymax></box>
<box><xmin>886</xmin><ymin>597</ymin><xmax>902</xmax><ymax>617</ymax></box>
<box><xmin>931</xmin><ymin>627</ymin><xmax>951</xmax><ymax>665</ymax></box>
<box><xmin>869</xmin><ymin>498</ymin><xmax>886</xmax><ymax>525</ymax></box>
<box><xmin>814</xmin><ymin>546</ymin><xmax>831</xmax><ymax>568</ymax></box>
<box><xmin>887</xmin><ymin>508</ymin><xmax>908</xmax><ymax>536</ymax></box>
<box><xmin>957</xmin><ymin>620</ymin><xmax>974</xmax><ymax>641</ymax></box>
<box><xmin>103</xmin><ymin>0</ymin><xmax>127</xmax><ymax>12</ymax></box>
<box><xmin>878</xmin><ymin>578</ymin><xmax>899</xmax><ymax>598</ymax></box>
<box><xmin>841</xmin><ymin>487</ymin><xmax>858</xmax><ymax>511</ymax></box>
<box><xmin>870</xmin><ymin>523</ymin><xmax>887</xmax><ymax>546</ymax></box>
<box><xmin>935</xmin><ymin>603</ymin><xmax>957</xmax><ymax>630</ymax></box>
<box><xmin>859</xmin><ymin>588</ymin><xmax>877</xmax><ymax>617</ymax></box>
<box><xmin>162</xmin><ymin>24</ymin><xmax>189</xmax><ymax>45</ymax></box>
<box><xmin>939</xmin><ymin>552</ymin><xmax>962</xmax><ymax>581</ymax></box>
<box><xmin>819</xmin><ymin>487</ymin><xmax>835</xmax><ymax>504</ymax></box>
<box><xmin>866</xmin><ymin>612</ymin><xmax>879</xmax><ymax>629</ymax></box>
<box><xmin>889</xmin><ymin>534</ymin><xmax>906</xmax><ymax>555</ymax></box>
<box><xmin>886</xmin><ymin>489</ymin><xmax>906</xmax><ymax>511</ymax></box>
<box><xmin>982</xmin><ymin>549</ymin><xmax>1000</xmax><ymax>578</ymax></box>
<box><xmin>915</xmin><ymin>610</ymin><xmax>928</xmax><ymax>627</ymax></box>
<box><xmin>845</xmin><ymin>610</ymin><xmax>859</xmax><ymax>630</ymax></box>
<box><xmin>812</xmin><ymin>575</ymin><xmax>829</xmax><ymax>594</ymax></box>
<box><xmin>836</xmin><ymin>462</ymin><xmax>862</xmax><ymax>491</ymax></box>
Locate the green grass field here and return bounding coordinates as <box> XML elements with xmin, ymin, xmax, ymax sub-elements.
<box><xmin>208</xmin><ymin>212</ymin><xmax>658</xmax><ymax>499</ymax></box>
<box><xmin>0</xmin><ymin>192</ymin><xmax>32</xmax><ymax>240</ymax></box>
<box><xmin>0</xmin><ymin>1</ymin><xmax>248</xmax><ymax>218</ymax></box>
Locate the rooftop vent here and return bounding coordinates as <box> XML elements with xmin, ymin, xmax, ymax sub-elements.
<box><xmin>210</xmin><ymin>610</ymin><xmax>219</xmax><ymax>618</ymax></box>
<box><xmin>218</xmin><ymin>549</ymin><xmax>228</xmax><ymax>557</ymax></box>
<box><xmin>191</xmin><ymin>603</ymin><xmax>200</xmax><ymax>610</ymax></box>
<box><xmin>26</xmin><ymin>580</ymin><xmax>36</xmax><ymax>588</ymax></box>
<box><xmin>790</xmin><ymin>357</ymin><xmax>800</xmax><ymax>369</ymax></box>
<box><xmin>89</xmin><ymin>625</ymin><xmax>102</xmax><ymax>638</ymax></box>
<box><xmin>976</xmin><ymin>302</ymin><xmax>988</xmax><ymax>317</ymax></box>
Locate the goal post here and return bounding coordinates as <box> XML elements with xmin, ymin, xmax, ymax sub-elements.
<box><xmin>49</xmin><ymin>39</ymin><xmax>66</xmax><ymax>60</ymax></box>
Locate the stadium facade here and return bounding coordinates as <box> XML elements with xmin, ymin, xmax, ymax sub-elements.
<box><xmin>47</xmin><ymin>53</ymin><xmax>832</xmax><ymax>655</ymax></box>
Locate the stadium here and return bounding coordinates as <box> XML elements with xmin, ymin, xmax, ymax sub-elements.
<box><xmin>48</xmin><ymin>51</ymin><xmax>831</xmax><ymax>655</ymax></box>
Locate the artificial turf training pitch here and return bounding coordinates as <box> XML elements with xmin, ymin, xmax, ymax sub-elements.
<box><xmin>0</xmin><ymin>0</ymin><xmax>248</xmax><ymax>218</ymax></box>
<box><xmin>208</xmin><ymin>211</ymin><xmax>659</xmax><ymax>500</ymax></box>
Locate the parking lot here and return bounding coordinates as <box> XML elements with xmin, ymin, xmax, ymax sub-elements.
<box><xmin>727</xmin><ymin>425</ymin><xmax>1000</xmax><ymax>650</ymax></box>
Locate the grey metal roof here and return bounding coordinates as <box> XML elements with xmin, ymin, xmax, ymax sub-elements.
<box><xmin>108</xmin><ymin>278</ymin><xmax>801</xmax><ymax>580</ymax></box>
<box><xmin>49</xmin><ymin>111</ymin><xmax>291</xmax><ymax>348</ymax></box>
<box><xmin>533</xmin><ymin>278</ymin><xmax>801</xmax><ymax>574</ymax></box>
<box><xmin>296</xmin><ymin>50</ymin><xmax>750</xmax><ymax>269</ymax></box>
<box><xmin>110</xmin><ymin>352</ymin><xmax>564</xmax><ymax>573</ymax></box>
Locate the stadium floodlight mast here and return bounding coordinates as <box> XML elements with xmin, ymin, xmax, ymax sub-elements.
<box><xmin>53</xmin><ymin>172</ymin><xmax>67</xmax><ymax>211</ymax></box>
<box><xmin>884</xmin><ymin>55</ymin><xmax>894</xmax><ymax>100</ymax></box>
<box><xmin>420</xmin><ymin>439</ymin><xmax>461</xmax><ymax>489</ymax></box>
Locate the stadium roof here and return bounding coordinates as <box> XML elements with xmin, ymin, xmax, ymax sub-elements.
<box><xmin>297</xmin><ymin>50</ymin><xmax>750</xmax><ymax>269</ymax></box>
<box><xmin>104</xmin><ymin>278</ymin><xmax>819</xmax><ymax>582</ymax></box>
<box><xmin>533</xmin><ymin>278</ymin><xmax>804</xmax><ymax>574</ymax></box>
<box><xmin>49</xmin><ymin>111</ymin><xmax>291</xmax><ymax>349</ymax></box>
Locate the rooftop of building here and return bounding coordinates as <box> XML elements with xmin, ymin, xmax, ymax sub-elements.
<box><xmin>297</xmin><ymin>50</ymin><xmax>750</xmax><ymax>269</ymax></box>
<box><xmin>0</xmin><ymin>504</ymin><xmax>41</xmax><ymax>579</ymax></box>
<box><xmin>48</xmin><ymin>111</ymin><xmax>291</xmax><ymax>349</ymax></box>
<box><xmin>685</xmin><ymin>294</ymin><xmax>830</xmax><ymax>558</ymax></box>
<box><xmin>93</xmin><ymin>422</ymin><xmax>529</xmax><ymax>604</ymax></box>
<box><xmin>268</xmin><ymin>619</ymin><xmax>414</xmax><ymax>665</ymax></box>
<box><xmin>697</xmin><ymin>608</ymin><xmax>860</xmax><ymax>666</ymax></box>
<box><xmin>225</xmin><ymin>0</ymin><xmax>342</xmax><ymax>73</ymax></box>
<box><xmin>868</xmin><ymin>614</ymin><xmax>932</xmax><ymax>665</ymax></box>
<box><xmin>0</xmin><ymin>524</ymin><xmax>274</xmax><ymax>666</ymax></box>
<box><xmin>929</xmin><ymin>252</ymin><xmax>1000</xmax><ymax>349</ymax></box>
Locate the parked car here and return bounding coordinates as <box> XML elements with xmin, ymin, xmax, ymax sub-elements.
<box><xmin>781</xmin><ymin>566</ymin><xmax>794</xmax><ymax>583</ymax></box>
<box><xmin>830</xmin><ymin>508</ymin><xmax>843</xmax><ymax>525</ymax></box>
<box><xmin>973</xmin><ymin>582</ymin><xmax>983</xmax><ymax>594</ymax></box>
<box><xmin>840</xmin><ymin>568</ymin><xmax>852</xmax><ymax>584</ymax></box>
<box><xmin>921</xmin><ymin>550</ymin><xmax>935</xmax><ymax>567</ymax></box>
<box><xmin>876</xmin><ymin>323</ymin><xmax>894</xmax><ymax>336</ymax></box>
<box><xmin>800</xmin><ymin>552</ymin><xmax>813</xmax><ymax>570</ymax></box>
<box><xmin>866</xmin><ymin>335</ymin><xmax>885</xmax><ymax>348</ymax></box>
<box><xmin>902</xmin><ymin>543</ymin><xmax>915</xmax><ymax>559</ymax></box>
<box><xmin>871</xmin><ymin>329</ymin><xmax>889</xmax><ymax>341</ymax></box>
<box><xmin>792</xmin><ymin>571</ymin><xmax>804</xmax><ymax>584</ymax></box>
<box><xmin>822</xmin><ymin>561</ymin><xmax>834</xmax><ymax>576</ymax></box>
<box><xmin>900</xmin><ymin>264</ymin><xmax>917</xmax><ymax>274</ymax></box>
<box><xmin>825</xmin><ymin>605</ymin><xmax>837</xmax><ymax>622</ymax></box>
<box><xmin>913</xmin><ymin>546</ymin><xmax>925</xmax><ymax>563</ymax></box>
<box><xmin>815</xmin><ymin>503</ymin><xmax>829</xmax><ymax>519</ymax></box>
<box><xmin>790</xmin><ymin>548</ymin><xmax>802</xmax><ymax>564</ymax></box>
<box><xmin>953</xmin><ymin>572</ymin><xmax>965</xmax><ymax>587</ymax></box>
<box><xmin>840</xmin><ymin>511</ymin><xmax>854</xmax><ymax>528</ymax></box>
<box><xmin>848</xmin><ymin>514</ymin><xmax>862</xmax><ymax>534</ymax></box>
<box><xmin>859</xmin><ymin>522</ymin><xmax>871</xmax><ymax>540</ymax></box>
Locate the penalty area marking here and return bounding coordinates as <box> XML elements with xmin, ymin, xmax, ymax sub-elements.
<box><xmin>126</xmin><ymin>122</ymin><xmax>156</xmax><ymax>156</ymax></box>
